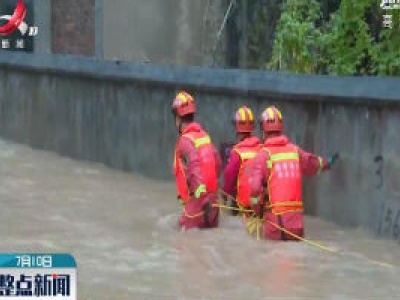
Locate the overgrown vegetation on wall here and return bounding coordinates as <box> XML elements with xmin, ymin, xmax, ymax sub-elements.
<box><xmin>267</xmin><ymin>0</ymin><xmax>400</xmax><ymax>75</ymax></box>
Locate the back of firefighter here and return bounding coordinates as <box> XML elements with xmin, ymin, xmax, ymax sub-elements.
<box><xmin>172</xmin><ymin>91</ymin><xmax>221</xmax><ymax>230</ymax></box>
<box><xmin>222</xmin><ymin>105</ymin><xmax>261</xmax><ymax>215</ymax></box>
<box><xmin>250</xmin><ymin>105</ymin><xmax>339</xmax><ymax>240</ymax></box>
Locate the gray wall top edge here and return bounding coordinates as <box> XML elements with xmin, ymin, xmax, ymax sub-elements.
<box><xmin>0</xmin><ymin>52</ymin><xmax>399</xmax><ymax>102</ymax></box>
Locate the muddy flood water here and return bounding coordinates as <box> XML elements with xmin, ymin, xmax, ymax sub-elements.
<box><xmin>0</xmin><ymin>138</ymin><xmax>399</xmax><ymax>300</ymax></box>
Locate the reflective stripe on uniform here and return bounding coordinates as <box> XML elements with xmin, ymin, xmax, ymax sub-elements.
<box><xmin>194</xmin><ymin>136</ymin><xmax>211</xmax><ymax>148</ymax></box>
<box><xmin>248</xmin><ymin>109</ymin><xmax>254</xmax><ymax>121</ymax></box>
<box><xmin>182</xmin><ymin>134</ymin><xmax>211</xmax><ymax>148</ymax></box>
<box><xmin>239</xmin><ymin>152</ymin><xmax>257</xmax><ymax>160</ymax></box>
<box><xmin>267</xmin><ymin>152</ymin><xmax>299</xmax><ymax>168</ymax></box>
<box><xmin>194</xmin><ymin>184</ymin><xmax>206</xmax><ymax>198</ymax></box>
<box><xmin>268</xmin><ymin>201</ymin><xmax>303</xmax><ymax>208</ymax></box>
<box><xmin>239</xmin><ymin>108</ymin><xmax>246</xmax><ymax>121</ymax></box>
<box><xmin>276</xmin><ymin>109</ymin><xmax>282</xmax><ymax>120</ymax></box>
<box><xmin>273</xmin><ymin>208</ymin><xmax>303</xmax><ymax>216</ymax></box>
<box><xmin>250</xmin><ymin>197</ymin><xmax>259</xmax><ymax>205</ymax></box>
<box><xmin>266</xmin><ymin>108</ymin><xmax>274</xmax><ymax>119</ymax></box>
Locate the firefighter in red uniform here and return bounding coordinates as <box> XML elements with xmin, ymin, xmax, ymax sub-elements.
<box><xmin>222</xmin><ymin>106</ymin><xmax>261</xmax><ymax>215</ymax></box>
<box><xmin>172</xmin><ymin>91</ymin><xmax>221</xmax><ymax>230</ymax></box>
<box><xmin>250</xmin><ymin>105</ymin><xmax>339</xmax><ymax>240</ymax></box>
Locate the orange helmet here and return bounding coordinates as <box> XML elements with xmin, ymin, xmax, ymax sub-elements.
<box><xmin>172</xmin><ymin>91</ymin><xmax>196</xmax><ymax>117</ymax></box>
<box><xmin>234</xmin><ymin>105</ymin><xmax>255</xmax><ymax>133</ymax></box>
<box><xmin>260</xmin><ymin>105</ymin><xmax>283</xmax><ymax>132</ymax></box>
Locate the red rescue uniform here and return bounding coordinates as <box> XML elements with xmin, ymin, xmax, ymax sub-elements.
<box><xmin>174</xmin><ymin>122</ymin><xmax>221</xmax><ymax>230</ymax></box>
<box><xmin>223</xmin><ymin>136</ymin><xmax>261</xmax><ymax>209</ymax></box>
<box><xmin>250</xmin><ymin>135</ymin><xmax>329</xmax><ymax>240</ymax></box>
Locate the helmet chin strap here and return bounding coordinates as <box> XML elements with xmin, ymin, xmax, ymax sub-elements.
<box><xmin>173</xmin><ymin>113</ymin><xmax>183</xmax><ymax>134</ymax></box>
<box><xmin>178</xmin><ymin>118</ymin><xmax>185</xmax><ymax>134</ymax></box>
<box><xmin>178</xmin><ymin>121</ymin><xmax>183</xmax><ymax>134</ymax></box>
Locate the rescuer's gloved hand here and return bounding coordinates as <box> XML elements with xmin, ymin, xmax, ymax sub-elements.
<box><xmin>177</xmin><ymin>196</ymin><xmax>184</xmax><ymax>206</ymax></box>
<box><xmin>328</xmin><ymin>152</ymin><xmax>340</xmax><ymax>168</ymax></box>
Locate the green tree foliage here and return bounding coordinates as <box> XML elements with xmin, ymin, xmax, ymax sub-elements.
<box><xmin>267</xmin><ymin>0</ymin><xmax>400</xmax><ymax>76</ymax></box>
<box><xmin>322</xmin><ymin>0</ymin><xmax>378</xmax><ymax>75</ymax></box>
<box><xmin>268</xmin><ymin>0</ymin><xmax>322</xmax><ymax>73</ymax></box>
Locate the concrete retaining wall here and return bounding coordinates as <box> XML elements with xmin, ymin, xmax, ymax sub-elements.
<box><xmin>0</xmin><ymin>52</ymin><xmax>399</xmax><ymax>240</ymax></box>
<box><xmin>103</xmin><ymin>0</ymin><xmax>225</xmax><ymax>65</ymax></box>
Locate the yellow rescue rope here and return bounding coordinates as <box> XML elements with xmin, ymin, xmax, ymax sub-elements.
<box><xmin>244</xmin><ymin>214</ymin><xmax>263</xmax><ymax>241</ymax></box>
<box><xmin>215</xmin><ymin>194</ymin><xmax>395</xmax><ymax>269</ymax></box>
<box><xmin>266</xmin><ymin>219</ymin><xmax>336</xmax><ymax>252</ymax></box>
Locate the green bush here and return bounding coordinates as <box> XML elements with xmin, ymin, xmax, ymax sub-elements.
<box><xmin>322</xmin><ymin>0</ymin><xmax>378</xmax><ymax>75</ymax></box>
<box><xmin>267</xmin><ymin>0</ymin><xmax>400</xmax><ymax>76</ymax></box>
<box><xmin>268</xmin><ymin>0</ymin><xmax>322</xmax><ymax>73</ymax></box>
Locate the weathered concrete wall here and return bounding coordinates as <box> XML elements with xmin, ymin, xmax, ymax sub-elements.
<box><xmin>32</xmin><ymin>0</ymin><xmax>225</xmax><ymax>63</ymax></box>
<box><xmin>0</xmin><ymin>52</ymin><xmax>400</xmax><ymax>241</ymax></box>
<box><xmin>33</xmin><ymin>0</ymin><xmax>51</xmax><ymax>54</ymax></box>
<box><xmin>52</xmin><ymin>0</ymin><xmax>96</xmax><ymax>56</ymax></box>
<box><xmin>103</xmin><ymin>0</ymin><xmax>225</xmax><ymax>66</ymax></box>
